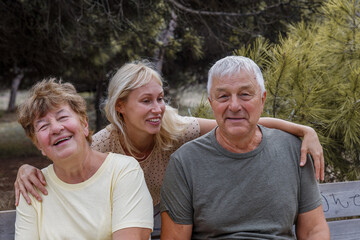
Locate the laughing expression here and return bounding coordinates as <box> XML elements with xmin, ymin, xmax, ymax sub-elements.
<box><xmin>34</xmin><ymin>104</ymin><xmax>89</xmax><ymax>162</ymax></box>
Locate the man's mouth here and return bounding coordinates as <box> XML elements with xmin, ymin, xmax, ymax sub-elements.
<box><xmin>226</xmin><ymin>117</ymin><xmax>246</xmax><ymax>120</ymax></box>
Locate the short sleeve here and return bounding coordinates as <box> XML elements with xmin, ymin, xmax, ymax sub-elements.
<box><xmin>181</xmin><ymin>117</ymin><xmax>201</xmax><ymax>143</ymax></box>
<box><xmin>112</xmin><ymin>161</ymin><xmax>154</xmax><ymax>232</ymax></box>
<box><xmin>15</xmin><ymin>195</ymin><xmax>39</xmax><ymax>239</ymax></box>
<box><xmin>160</xmin><ymin>155</ymin><xmax>193</xmax><ymax>225</ymax></box>
<box><xmin>91</xmin><ymin>125</ymin><xmax>113</xmax><ymax>152</ymax></box>
<box><xmin>299</xmin><ymin>155</ymin><xmax>322</xmax><ymax>214</ymax></box>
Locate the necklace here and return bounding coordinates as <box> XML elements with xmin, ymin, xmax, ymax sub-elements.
<box><xmin>119</xmin><ymin>135</ymin><xmax>154</xmax><ymax>162</ymax></box>
<box><xmin>121</xmin><ymin>143</ymin><xmax>153</xmax><ymax>162</ymax></box>
<box><xmin>134</xmin><ymin>153</ymin><xmax>148</xmax><ymax>161</ymax></box>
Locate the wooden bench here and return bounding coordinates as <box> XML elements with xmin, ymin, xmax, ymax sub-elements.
<box><xmin>320</xmin><ymin>180</ymin><xmax>360</xmax><ymax>239</ymax></box>
<box><xmin>0</xmin><ymin>210</ymin><xmax>16</xmax><ymax>240</ymax></box>
<box><xmin>1</xmin><ymin>181</ymin><xmax>360</xmax><ymax>239</ymax></box>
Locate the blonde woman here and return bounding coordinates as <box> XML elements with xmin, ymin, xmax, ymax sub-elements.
<box><xmin>15</xmin><ymin>60</ymin><xmax>324</xmax><ymax>238</ymax></box>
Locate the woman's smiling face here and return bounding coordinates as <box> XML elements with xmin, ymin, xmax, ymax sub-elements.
<box><xmin>116</xmin><ymin>77</ymin><xmax>166</xmax><ymax>137</ymax></box>
<box><xmin>34</xmin><ymin>104</ymin><xmax>89</xmax><ymax>162</ymax></box>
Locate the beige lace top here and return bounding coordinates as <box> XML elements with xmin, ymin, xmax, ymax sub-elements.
<box><xmin>91</xmin><ymin>117</ymin><xmax>201</xmax><ymax>205</ymax></box>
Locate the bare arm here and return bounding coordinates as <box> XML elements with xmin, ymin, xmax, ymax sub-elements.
<box><xmin>296</xmin><ymin>205</ymin><xmax>330</xmax><ymax>240</ymax></box>
<box><xmin>113</xmin><ymin>227</ymin><xmax>151</xmax><ymax>240</ymax></box>
<box><xmin>258</xmin><ymin>117</ymin><xmax>324</xmax><ymax>181</ymax></box>
<box><xmin>161</xmin><ymin>212</ymin><xmax>192</xmax><ymax>240</ymax></box>
<box><xmin>196</xmin><ymin>118</ymin><xmax>217</xmax><ymax>136</ymax></box>
<box><xmin>14</xmin><ymin>164</ymin><xmax>47</xmax><ymax>206</ymax></box>
<box><xmin>197</xmin><ymin>117</ymin><xmax>325</xmax><ymax>181</ymax></box>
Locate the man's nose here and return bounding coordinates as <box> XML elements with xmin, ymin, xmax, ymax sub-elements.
<box><xmin>229</xmin><ymin>96</ymin><xmax>242</xmax><ymax>112</ymax></box>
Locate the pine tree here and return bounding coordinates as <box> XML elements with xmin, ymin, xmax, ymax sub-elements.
<box><xmin>235</xmin><ymin>0</ymin><xmax>360</xmax><ymax>180</ymax></box>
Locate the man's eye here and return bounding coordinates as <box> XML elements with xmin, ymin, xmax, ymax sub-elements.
<box><xmin>240</xmin><ymin>93</ymin><xmax>252</xmax><ymax>100</ymax></box>
<box><xmin>216</xmin><ymin>95</ymin><xmax>229</xmax><ymax>102</ymax></box>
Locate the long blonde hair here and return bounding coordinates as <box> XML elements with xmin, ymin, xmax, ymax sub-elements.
<box><xmin>104</xmin><ymin>60</ymin><xmax>187</xmax><ymax>155</ymax></box>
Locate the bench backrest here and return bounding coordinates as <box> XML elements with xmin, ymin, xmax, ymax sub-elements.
<box><xmin>2</xmin><ymin>181</ymin><xmax>360</xmax><ymax>239</ymax></box>
<box><xmin>0</xmin><ymin>210</ymin><xmax>15</xmax><ymax>240</ymax></box>
<box><xmin>318</xmin><ymin>180</ymin><xmax>360</xmax><ymax>240</ymax></box>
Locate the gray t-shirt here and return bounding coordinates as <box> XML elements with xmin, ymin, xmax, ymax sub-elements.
<box><xmin>161</xmin><ymin>125</ymin><xmax>322</xmax><ymax>239</ymax></box>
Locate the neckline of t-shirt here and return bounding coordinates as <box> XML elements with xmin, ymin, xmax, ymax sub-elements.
<box><xmin>210</xmin><ymin>125</ymin><xmax>266</xmax><ymax>159</ymax></box>
<box><xmin>46</xmin><ymin>152</ymin><xmax>112</xmax><ymax>190</ymax></box>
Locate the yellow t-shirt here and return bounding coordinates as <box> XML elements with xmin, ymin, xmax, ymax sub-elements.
<box><xmin>15</xmin><ymin>153</ymin><xmax>153</xmax><ymax>239</ymax></box>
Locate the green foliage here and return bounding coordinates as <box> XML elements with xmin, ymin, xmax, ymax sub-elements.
<box><xmin>234</xmin><ymin>0</ymin><xmax>360</xmax><ymax>180</ymax></box>
<box><xmin>190</xmin><ymin>95</ymin><xmax>214</xmax><ymax>119</ymax></box>
<box><xmin>0</xmin><ymin>0</ymin><xmax>166</xmax><ymax>87</ymax></box>
<box><xmin>234</xmin><ymin>37</ymin><xmax>271</xmax><ymax>68</ymax></box>
<box><xmin>180</xmin><ymin>29</ymin><xmax>204</xmax><ymax>60</ymax></box>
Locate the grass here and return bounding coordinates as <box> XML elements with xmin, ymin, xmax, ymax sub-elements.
<box><xmin>0</xmin><ymin>121</ymin><xmax>41</xmax><ymax>158</ymax></box>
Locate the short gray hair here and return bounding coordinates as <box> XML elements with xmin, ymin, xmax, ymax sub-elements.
<box><xmin>207</xmin><ymin>56</ymin><xmax>266</xmax><ymax>97</ymax></box>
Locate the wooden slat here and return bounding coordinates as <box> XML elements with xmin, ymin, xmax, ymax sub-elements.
<box><xmin>327</xmin><ymin>218</ymin><xmax>360</xmax><ymax>240</ymax></box>
<box><xmin>0</xmin><ymin>210</ymin><xmax>15</xmax><ymax>240</ymax></box>
<box><xmin>318</xmin><ymin>181</ymin><xmax>360</xmax><ymax>219</ymax></box>
<box><xmin>2</xmin><ymin>181</ymin><xmax>360</xmax><ymax>239</ymax></box>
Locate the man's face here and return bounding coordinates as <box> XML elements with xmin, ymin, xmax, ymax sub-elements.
<box><xmin>208</xmin><ymin>70</ymin><xmax>266</xmax><ymax>140</ymax></box>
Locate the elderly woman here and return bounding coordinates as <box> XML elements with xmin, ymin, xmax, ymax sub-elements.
<box><xmin>15</xmin><ymin>79</ymin><xmax>153</xmax><ymax>239</ymax></box>
<box><xmin>15</xmin><ymin>61</ymin><xmax>325</xmax><ymax>238</ymax></box>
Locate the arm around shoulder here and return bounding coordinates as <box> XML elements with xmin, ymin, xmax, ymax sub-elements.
<box><xmin>196</xmin><ymin>118</ymin><xmax>217</xmax><ymax>136</ymax></box>
<box><xmin>258</xmin><ymin>117</ymin><xmax>325</xmax><ymax>181</ymax></box>
<box><xmin>14</xmin><ymin>164</ymin><xmax>47</xmax><ymax>206</ymax></box>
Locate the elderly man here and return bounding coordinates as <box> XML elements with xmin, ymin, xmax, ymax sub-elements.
<box><xmin>160</xmin><ymin>56</ymin><xmax>329</xmax><ymax>239</ymax></box>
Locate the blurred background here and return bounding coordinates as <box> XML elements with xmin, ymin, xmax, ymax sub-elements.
<box><xmin>0</xmin><ymin>0</ymin><xmax>359</xmax><ymax>210</ymax></box>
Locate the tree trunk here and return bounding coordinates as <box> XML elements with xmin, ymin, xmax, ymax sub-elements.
<box><xmin>7</xmin><ymin>71</ymin><xmax>24</xmax><ymax>112</ymax></box>
<box><xmin>154</xmin><ymin>10</ymin><xmax>177</xmax><ymax>73</ymax></box>
<box><xmin>94</xmin><ymin>74</ymin><xmax>105</xmax><ymax>132</ymax></box>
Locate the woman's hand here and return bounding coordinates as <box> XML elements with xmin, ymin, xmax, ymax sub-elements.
<box><xmin>14</xmin><ymin>164</ymin><xmax>47</xmax><ymax>206</ymax></box>
<box><xmin>300</xmin><ymin>127</ymin><xmax>325</xmax><ymax>181</ymax></box>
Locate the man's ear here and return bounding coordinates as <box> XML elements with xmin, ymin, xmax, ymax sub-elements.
<box><xmin>260</xmin><ymin>91</ymin><xmax>267</xmax><ymax>112</ymax></box>
<box><xmin>262</xmin><ymin>91</ymin><xmax>267</xmax><ymax>105</ymax></box>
